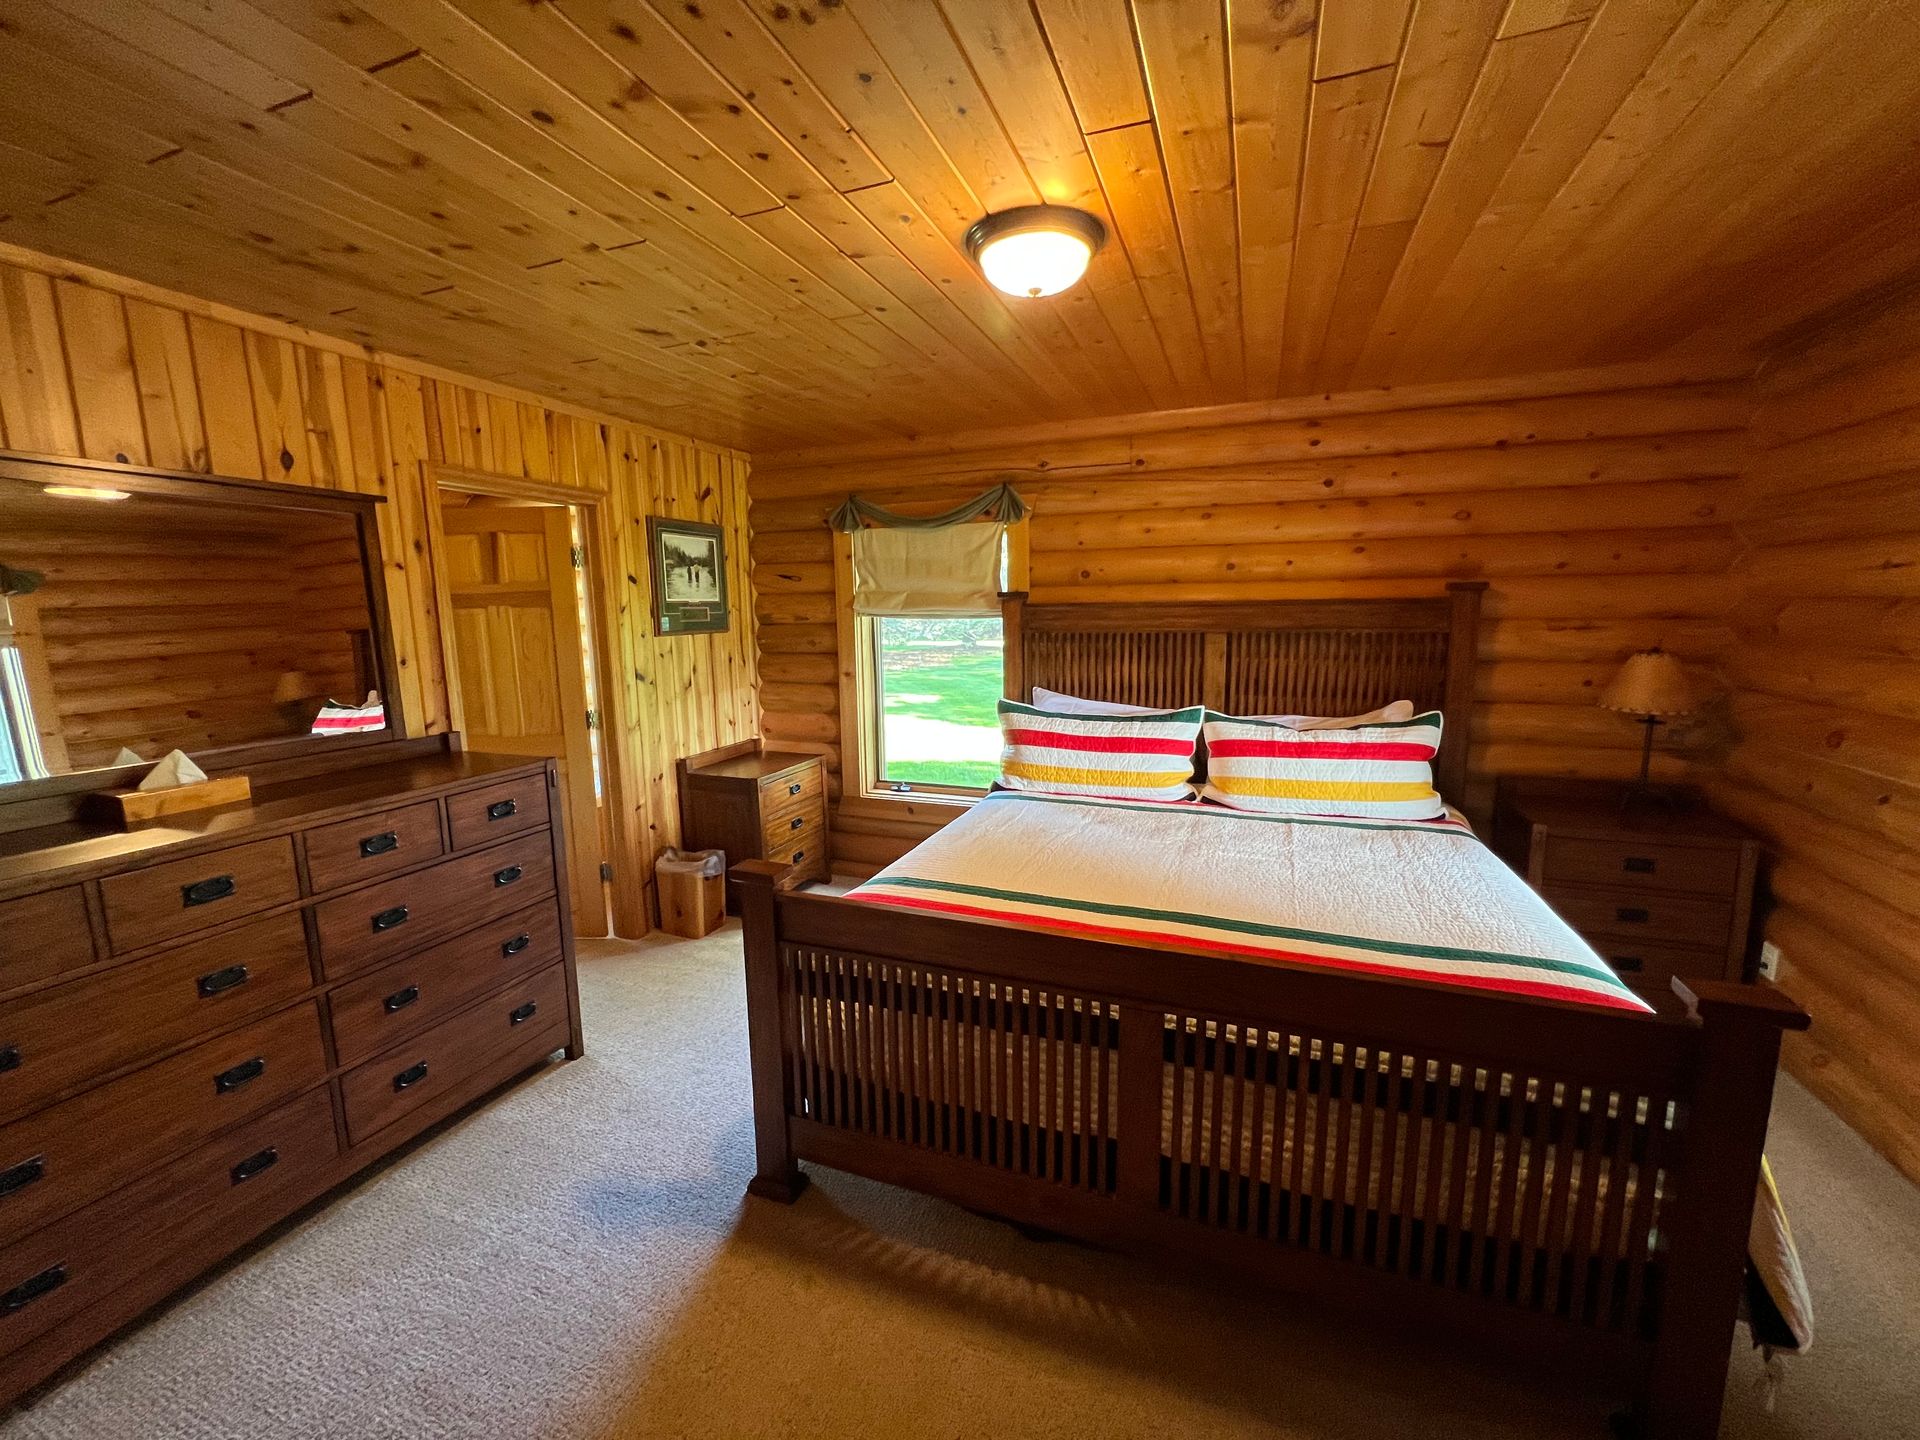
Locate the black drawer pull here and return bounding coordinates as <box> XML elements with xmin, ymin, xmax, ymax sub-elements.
<box><xmin>371</xmin><ymin>905</ymin><xmax>411</xmax><ymax>933</ymax></box>
<box><xmin>197</xmin><ymin>964</ymin><xmax>250</xmax><ymax>998</ymax></box>
<box><xmin>383</xmin><ymin>984</ymin><xmax>421</xmax><ymax>1013</ymax></box>
<box><xmin>214</xmin><ymin>1056</ymin><xmax>265</xmax><ymax>1093</ymax></box>
<box><xmin>393</xmin><ymin>1061</ymin><xmax>429</xmax><ymax>1092</ymax></box>
<box><xmin>787</xmin><ymin>781</ymin><xmax>802</xmax><ymax>796</ymax></box>
<box><xmin>509</xmin><ymin>1001</ymin><xmax>538</xmax><ymax>1026</ymax></box>
<box><xmin>1622</xmin><ymin>856</ymin><xmax>1656</xmax><ymax>874</ymax></box>
<box><xmin>1</xmin><ymin>1265</ymin><xmax>66</xmax><ymax>1314</ymax></box>
<box><xmin>493</xmin><ymin>865</ymin><xmax>524</xmax><ymax>887</ymax></box>
<box><xmin>502</xmin><ymin>932</ymin><xmax>532</xmax><ymax>957</ymax></box>
<box><xmin>791</xmin><ymin>850</ymin><xmax>805</xmax><ymax>864</ymax></box>
<box><xmin>1615</xmin><ymin>906</ymin><xmax>1650</xmax><ymax>924</ymax></box>
<box><xmin>487</xmin><ymin>798</ymin><xmax>518</xmax><ymax>821</ymax></box>
<box><xmin>0</xmin><ymin>1045</ymin><xmax>18</xmax><ymax>1073</ymax></box>
<box><xmin>181</xmin><ymin>874</ymin><xmax>236</xmax><ymax>908</ymax></box>
<box><xmin>0</xmin><ymin>1156</ymin><xmax>45</xmax><ymax>1197</ymax></box>
<box><xmin>788</xmin><ymin>815</ymin><xmax>805</xmax><ymax>831</ymax></box>
<box><xmin>229</xmin><ymin>1147</ymin><xmax>280</xmax><ymax>1185</ymax></box>
<box><xmin>359</xmin><ymin>830</ymin><xmax>400</xmax><ymax>858</ymax></box>
<box><xmin>1612</xmin><ymin>956</ymin><xmax>1646</xmax><ymax>973</ymax></box>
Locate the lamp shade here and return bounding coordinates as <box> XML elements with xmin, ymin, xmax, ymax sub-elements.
<box><xmin>1599</xmin><ymin>649</ymin><xmax>1697</xmax><ymax>718</ymax></box>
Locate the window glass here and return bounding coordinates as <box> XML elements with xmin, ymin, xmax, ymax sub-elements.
<box><xmin>873</xmin><ymin>615</ymin><xmax>1002</xmax><ymax>790</ymax></box>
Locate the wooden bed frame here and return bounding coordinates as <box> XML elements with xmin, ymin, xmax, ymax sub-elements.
<box><xmin>734</xmin><ymin>582</ymin><xmax>1807</xmax><ymax>1438</ymax></box>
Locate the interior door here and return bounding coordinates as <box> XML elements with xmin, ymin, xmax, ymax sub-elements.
<box><xmin>440</xmin><ymin>503</ymin><xmax>605</xmax><ymax>935</ymax></box>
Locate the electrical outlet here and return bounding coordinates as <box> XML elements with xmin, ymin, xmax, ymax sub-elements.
<box><xmin>1759</xmin><ymin>940</ymin><xmax>1782</xmax><ymax>982</ymax></box>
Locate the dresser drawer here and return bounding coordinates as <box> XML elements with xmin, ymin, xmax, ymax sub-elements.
<box><xmin>312</xmin><ymin>833</ymin><xmax>556</xmax><ymax>980</ymax></box>
<box><xmin>100</xmin><ymin>838</ymin><xmax>300</xmax><ymax>953</ymax></box>
<box><xmin>1591</xmin><ymin>938</ymin><xmax>1732</xmax><ymax>992</ymax></box>
<box><xmin>0</xmin><ymin>913</ymin><xmax>312</xmax><ymax>1124</ymax></box>
<box><xmin>761</xmin><ymin>799</ymin><xmax>824</xmax><ymax>855</ymax></box>
<box><xmin>327</xmin><ymin>901</ymin><xmax>564</xmax><ymax>1066</ymax></box>
<box><xmin>0</xmin><ymin>1087</ymin><xmax>336</xmax><ymax>1361</ymax></box>
<box><xmin>0</xmin><ymin>1001</ymin><xmax>327</xmax><ymax>1237</ymax></box>
<box><xmin>446</xmin><ymin>774</ymin><xmax>549</xmax><ymax>852</ymax></box>
<box><xmin>1542</xmin><ymin>836</ymin><xmax>1741</xmax><ymax>896</ymax></box>
<box><xmin>1543</xmin><ymin>887</ymin><xmax>1735</xmax><ymax>948</ymax></box>
<box><xmin>0</xmin><ymin>889</ymin><xmax>94</xmax><ymax>995</ymax></box>
<box><xmin>759</xmin><ymin>765</ymin><xmax>822</xmax><ymax>818</ymax></box>
<box><xmin>303</xmin><ymin>800</ymin><xmax>445</xmax><ymax>894</ymax></box>
<box><xmin>340</xmin><ymin>965</ymin><xmax>568</xmax><ymax>1146</ymax></box>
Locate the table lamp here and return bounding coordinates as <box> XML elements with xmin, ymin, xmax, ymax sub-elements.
<box><xmin>1599</xmin><ymin>649</ymin><xmax>1696</xmax><ymax>805</ymax></box>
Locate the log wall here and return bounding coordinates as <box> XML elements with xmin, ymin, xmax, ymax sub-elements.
<box><xmin>0</xmin><ymin>246</ymin><xmax>758</xmax><ymax>936</ymax></box>
<box><xmin>750</xmin><ymin>365</ymin><xmax>1752</xmax><ymax>876</ymax></box>
<box><xmin>1708</xmin><ymin>283</ymin><xmax>1920</xmax><ymax>1184</ymax></box>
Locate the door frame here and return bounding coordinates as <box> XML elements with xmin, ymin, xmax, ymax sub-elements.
<box><xmin>427</xmin><ymin>464</ymin><xmax>640</xmax><ymax>936</ymax></box>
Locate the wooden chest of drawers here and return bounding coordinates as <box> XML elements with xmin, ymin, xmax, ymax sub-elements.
<box><xmin>1493</xmin><ymin>778</ymin><xmax>1761</xmax><ymax>995</ymax></box>
<box><xmin>0</xmin><ymin>739</ymin><xmax>580</xmax><ymax>1407</ymax></box>
<box><xmin>678</xmin><ymin>742</ymin><xmax>831</xmax><ymax>909</ymax></box>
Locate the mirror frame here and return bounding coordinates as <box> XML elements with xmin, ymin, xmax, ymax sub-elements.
<box><xmin>0</xmin><ymin>450</ymin><xmax>407</xmax><ymax>804</ymax></box>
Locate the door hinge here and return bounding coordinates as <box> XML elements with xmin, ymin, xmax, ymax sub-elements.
<box><xmin>599</xmin><ymin>861</ymin><xmax>613</xmax><ymax>882</ymax></box>
<box><xmin>584</xmin><ymin>708</ymin><xmax>600</xmax><ymax>730</ymax></box>
<box><xmin>569</xmin><ymin>544</ymin><xmax>585</xmax><ymax>569</ymax></box>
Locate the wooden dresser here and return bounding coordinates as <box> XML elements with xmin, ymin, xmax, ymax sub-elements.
<box><xmin>0</xmin><ymin>737</ymin><xmax>579</xmax><ymax>1405</ymax></box>
<box><xmin>678</xmin><ymin>742</ymin><xmax>830</xmax><ymax>905</ymax></box>
<box><xmin>1493</xmin><ymin>778</ymin><xmax>1760</xmax><ymax>995</ymax></box>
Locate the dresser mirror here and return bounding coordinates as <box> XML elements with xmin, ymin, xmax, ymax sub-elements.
<box><xmin>0</xmin><ymin>454</ymin><xmax>399</xmax><ymax>791</ymax></box>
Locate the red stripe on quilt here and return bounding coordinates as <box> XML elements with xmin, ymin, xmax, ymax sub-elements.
<box><xmin>855</xmin><ymin>891</ymin><xmax>1647</xmax><ymax>1013</ymax></box>
<box><xmin>1001</xmin><ymin>726</ymin><xmax>1197</xmax><ymax>756</ymax></box>
<box><xmin>1204</xmin><ymin>738</ymin><xmax>1436</xmax><ymax>760</ymax></box>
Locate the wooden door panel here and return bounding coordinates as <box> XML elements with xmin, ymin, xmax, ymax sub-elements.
<box><xmin>442</xmin><ymin>504</ymin><xmax>604</xmax><ymax>934</ymax></box>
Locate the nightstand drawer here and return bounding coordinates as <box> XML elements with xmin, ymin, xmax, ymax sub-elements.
<box><xmin>762</xmin><ymin>801</ymin><xmax>824</xmax><ymax>854</ymax></box>
<box><xmin>760</xmin><ymin>765</ymin><xmax>823</xmax><ymax>819</ymax></box>
<box><xmin>1542</xmin><ymin>836</ymin><xmax>1741</xmax><ymax>896</ymax></box>
<box><xmin>1590</xmin><ymin>938</ymin><xmax>1730</xmax><ymax>991</ymax></box>
<box><xmin>1543</xmin><ymin>887</ymin><xmax>1734</xmax><ymax>947</ymax></box>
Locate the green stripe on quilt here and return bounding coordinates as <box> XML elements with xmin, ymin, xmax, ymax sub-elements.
<box><xmin>865</xmin><ymin>873</ymin><xmax>1625</xmax><ymax>987</ymax></box>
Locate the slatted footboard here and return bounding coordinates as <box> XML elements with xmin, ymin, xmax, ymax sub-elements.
<box><xmin>736</xmin><ymin>864</ymin><xmax>1807</xmax><ymax>1440</ymax></box>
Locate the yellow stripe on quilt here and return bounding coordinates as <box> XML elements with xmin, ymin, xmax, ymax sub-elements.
<box><xmin>1207</xmin><ymin>775</ymin><xmax>1435</xmax><ymax>802</ymax></box>
<box><xmin>1001</xmin><ymin>760</ymin><xmax>1193</xmax><ymax>789</ymax></box>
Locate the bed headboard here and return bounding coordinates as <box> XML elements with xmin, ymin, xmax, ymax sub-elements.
<box><xmin>1000</xmin><ymin>582</ymin><xmax>1487</xmax><ymax>803</ymax></box>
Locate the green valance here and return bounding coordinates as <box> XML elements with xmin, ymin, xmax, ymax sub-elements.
<box><xmin>827</xmin><ymin>482</ymin><xmax>1026</xmax><ymax>533</ymax></box>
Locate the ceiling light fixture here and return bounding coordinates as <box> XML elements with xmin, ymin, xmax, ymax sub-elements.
<box><xmin>964</xmin><ymin>205</ymin><xmax>1107</xmax><ymax>299</ymax></box>
<box><xmin>42</xmin><ymin>484</ymin><xmax>132</xmax><ymax>502</ymax></box>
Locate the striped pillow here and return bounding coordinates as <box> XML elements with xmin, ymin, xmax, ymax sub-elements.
<box><xmin>997</xmin><ymin>699</ymin><xmax>1202</xmax><ymax>802</ymax></box>
<box><xmin>1199</xmin><ymin>710</ymin><xmax>1445</xmax><ymax>819</ymax></box>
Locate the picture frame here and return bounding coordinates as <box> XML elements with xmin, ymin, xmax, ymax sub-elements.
<box><xmin>647</xmin><ymin>516</ymin><xmax>730</xmax><ymax>635</ymax></box>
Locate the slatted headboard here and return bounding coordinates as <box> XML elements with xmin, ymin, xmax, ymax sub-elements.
<box><xmin>1000</xmin><ymin>582</ymin><xmax>1487</xmax><ymax>803</ymax></box>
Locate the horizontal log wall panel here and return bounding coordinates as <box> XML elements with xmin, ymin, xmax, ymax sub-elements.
<box><xmin>1729</xmin><ymin>304</ymin><xmax>1920</xmax><ymax>1183</ymax></box>
<box><xmin>0</xmin><ymin>248</ymin><xmax>758</xmax><ymax>937</ymax></box>
<box><xmin>751</xmin><ymin>373</ymin><xmax>1745</xmax><ymax>860</ymax></box>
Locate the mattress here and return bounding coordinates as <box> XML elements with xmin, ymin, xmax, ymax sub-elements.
<box><xmin>848</xmin><ymin>790</ymin><xmax>1648</xmax><ymax>1012</ymax></box>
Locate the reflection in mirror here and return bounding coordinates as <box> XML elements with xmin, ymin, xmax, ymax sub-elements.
<box><xmin>0</xmin><ymin>474</ymin><xmax>384</xmax><ymax>786</ymax></box>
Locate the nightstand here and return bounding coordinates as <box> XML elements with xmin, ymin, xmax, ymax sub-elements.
<box><xmin>677</xmin><ymin>741</ymin><xmax>831</xmax><ymax>911</ymax></box>
<box><xmin>1492</xmin><ymin>778</ymin><xmax>1761</xmax><ymax>994</ymax></box>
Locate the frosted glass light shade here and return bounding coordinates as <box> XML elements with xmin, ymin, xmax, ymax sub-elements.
<box><xmin>965</xmin><ymin>206</ymin><xmax>1106</xmax><ymax>299</ymax></box>
<box><xmin>1599</xmin><ymin>649</ymin><xmax>1697</xmax><ymax>718</ymax></box>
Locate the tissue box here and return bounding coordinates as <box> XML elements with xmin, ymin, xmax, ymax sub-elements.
<box><xmin>90</xmin><ymin>774</ymin><xmax>253</xmax><ymax>827</ymax></box>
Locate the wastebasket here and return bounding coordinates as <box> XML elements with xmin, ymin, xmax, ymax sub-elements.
<box><xmin>656</xmin><ymin>847</ymin><xmax>726</xmax><ymax>939</ymax></box>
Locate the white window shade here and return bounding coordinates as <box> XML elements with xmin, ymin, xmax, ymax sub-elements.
<box><xmin>851</xmin><ymin>523</ymin><xmax>1003</xmax><ymax>617</ymax></box>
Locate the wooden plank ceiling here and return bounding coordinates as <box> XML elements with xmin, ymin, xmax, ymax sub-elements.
<box><xmin>2</xmin><ymin>0</ymin><xmax>1918</xmax><ymax>450</ymax></box>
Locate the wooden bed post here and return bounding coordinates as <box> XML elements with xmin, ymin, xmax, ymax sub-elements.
<box><xmin>1439</xmin><ymin>581</ymin><xmax>1486</xmax><ymax>803</ymax></box>
<box><xmin>1638</xmin><ymin>978</ymin><xmax>1808</xmax><ymax>1438</ymax></box>
<box><xmin>736</xmin><ymin>860</ymin><xmax>808</xmax><ymax>1204</ymax></box>
<box><xmin>1001</xmin><ymin>590</ymin><xmax>1028</xmax><ymax>702</ymax></box>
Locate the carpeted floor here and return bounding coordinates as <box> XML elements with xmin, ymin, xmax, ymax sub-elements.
<box><xmin>6</xmin><ymin>919</ymin><xmax>1917</xmax><ymax>1439</ymax></box>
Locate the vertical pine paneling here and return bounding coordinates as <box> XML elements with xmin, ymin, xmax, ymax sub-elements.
<box><xmin>0</xmin><ymin>249</ymin><xmax>757</xmax><ymax>937</ymax></box>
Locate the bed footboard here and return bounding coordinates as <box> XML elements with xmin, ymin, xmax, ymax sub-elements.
<box><xmin>735</xmin><ymin>863</ymin><xmax>1806</xmax><ymax>1439</ymax></box>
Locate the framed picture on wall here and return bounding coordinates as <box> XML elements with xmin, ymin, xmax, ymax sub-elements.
<box><xmin>647</xmin><ymin>516</ymin><xmax>730</xmax><ymax>635</ymax></box>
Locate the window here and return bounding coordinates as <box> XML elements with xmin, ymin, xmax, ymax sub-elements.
<box><xmin>836</xmin><ymin>519</ymin><xmax>1027</xmax><ymax>805</ymax></box>
<box><xmin>871</xmin><ymin>615</ymin><xmax>1004</xmax><ymax>791</ymax></box>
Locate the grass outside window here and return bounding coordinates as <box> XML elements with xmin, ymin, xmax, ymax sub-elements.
<box><xmin>872</xmin><ymin>616</ymin><xmax>1002</xmax><ymax>791</ymax></box>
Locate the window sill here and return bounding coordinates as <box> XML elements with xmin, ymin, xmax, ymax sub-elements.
<box><xmin>838</xmin><ymin>790</ymin><xmax>980</xmax><ymax>826</ymax></box>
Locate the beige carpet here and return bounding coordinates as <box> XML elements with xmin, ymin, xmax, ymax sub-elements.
<box><xmin>6</xmin><ymin>920</ymin><xmax>1916</xmax><ymax>1439</ymax></box>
